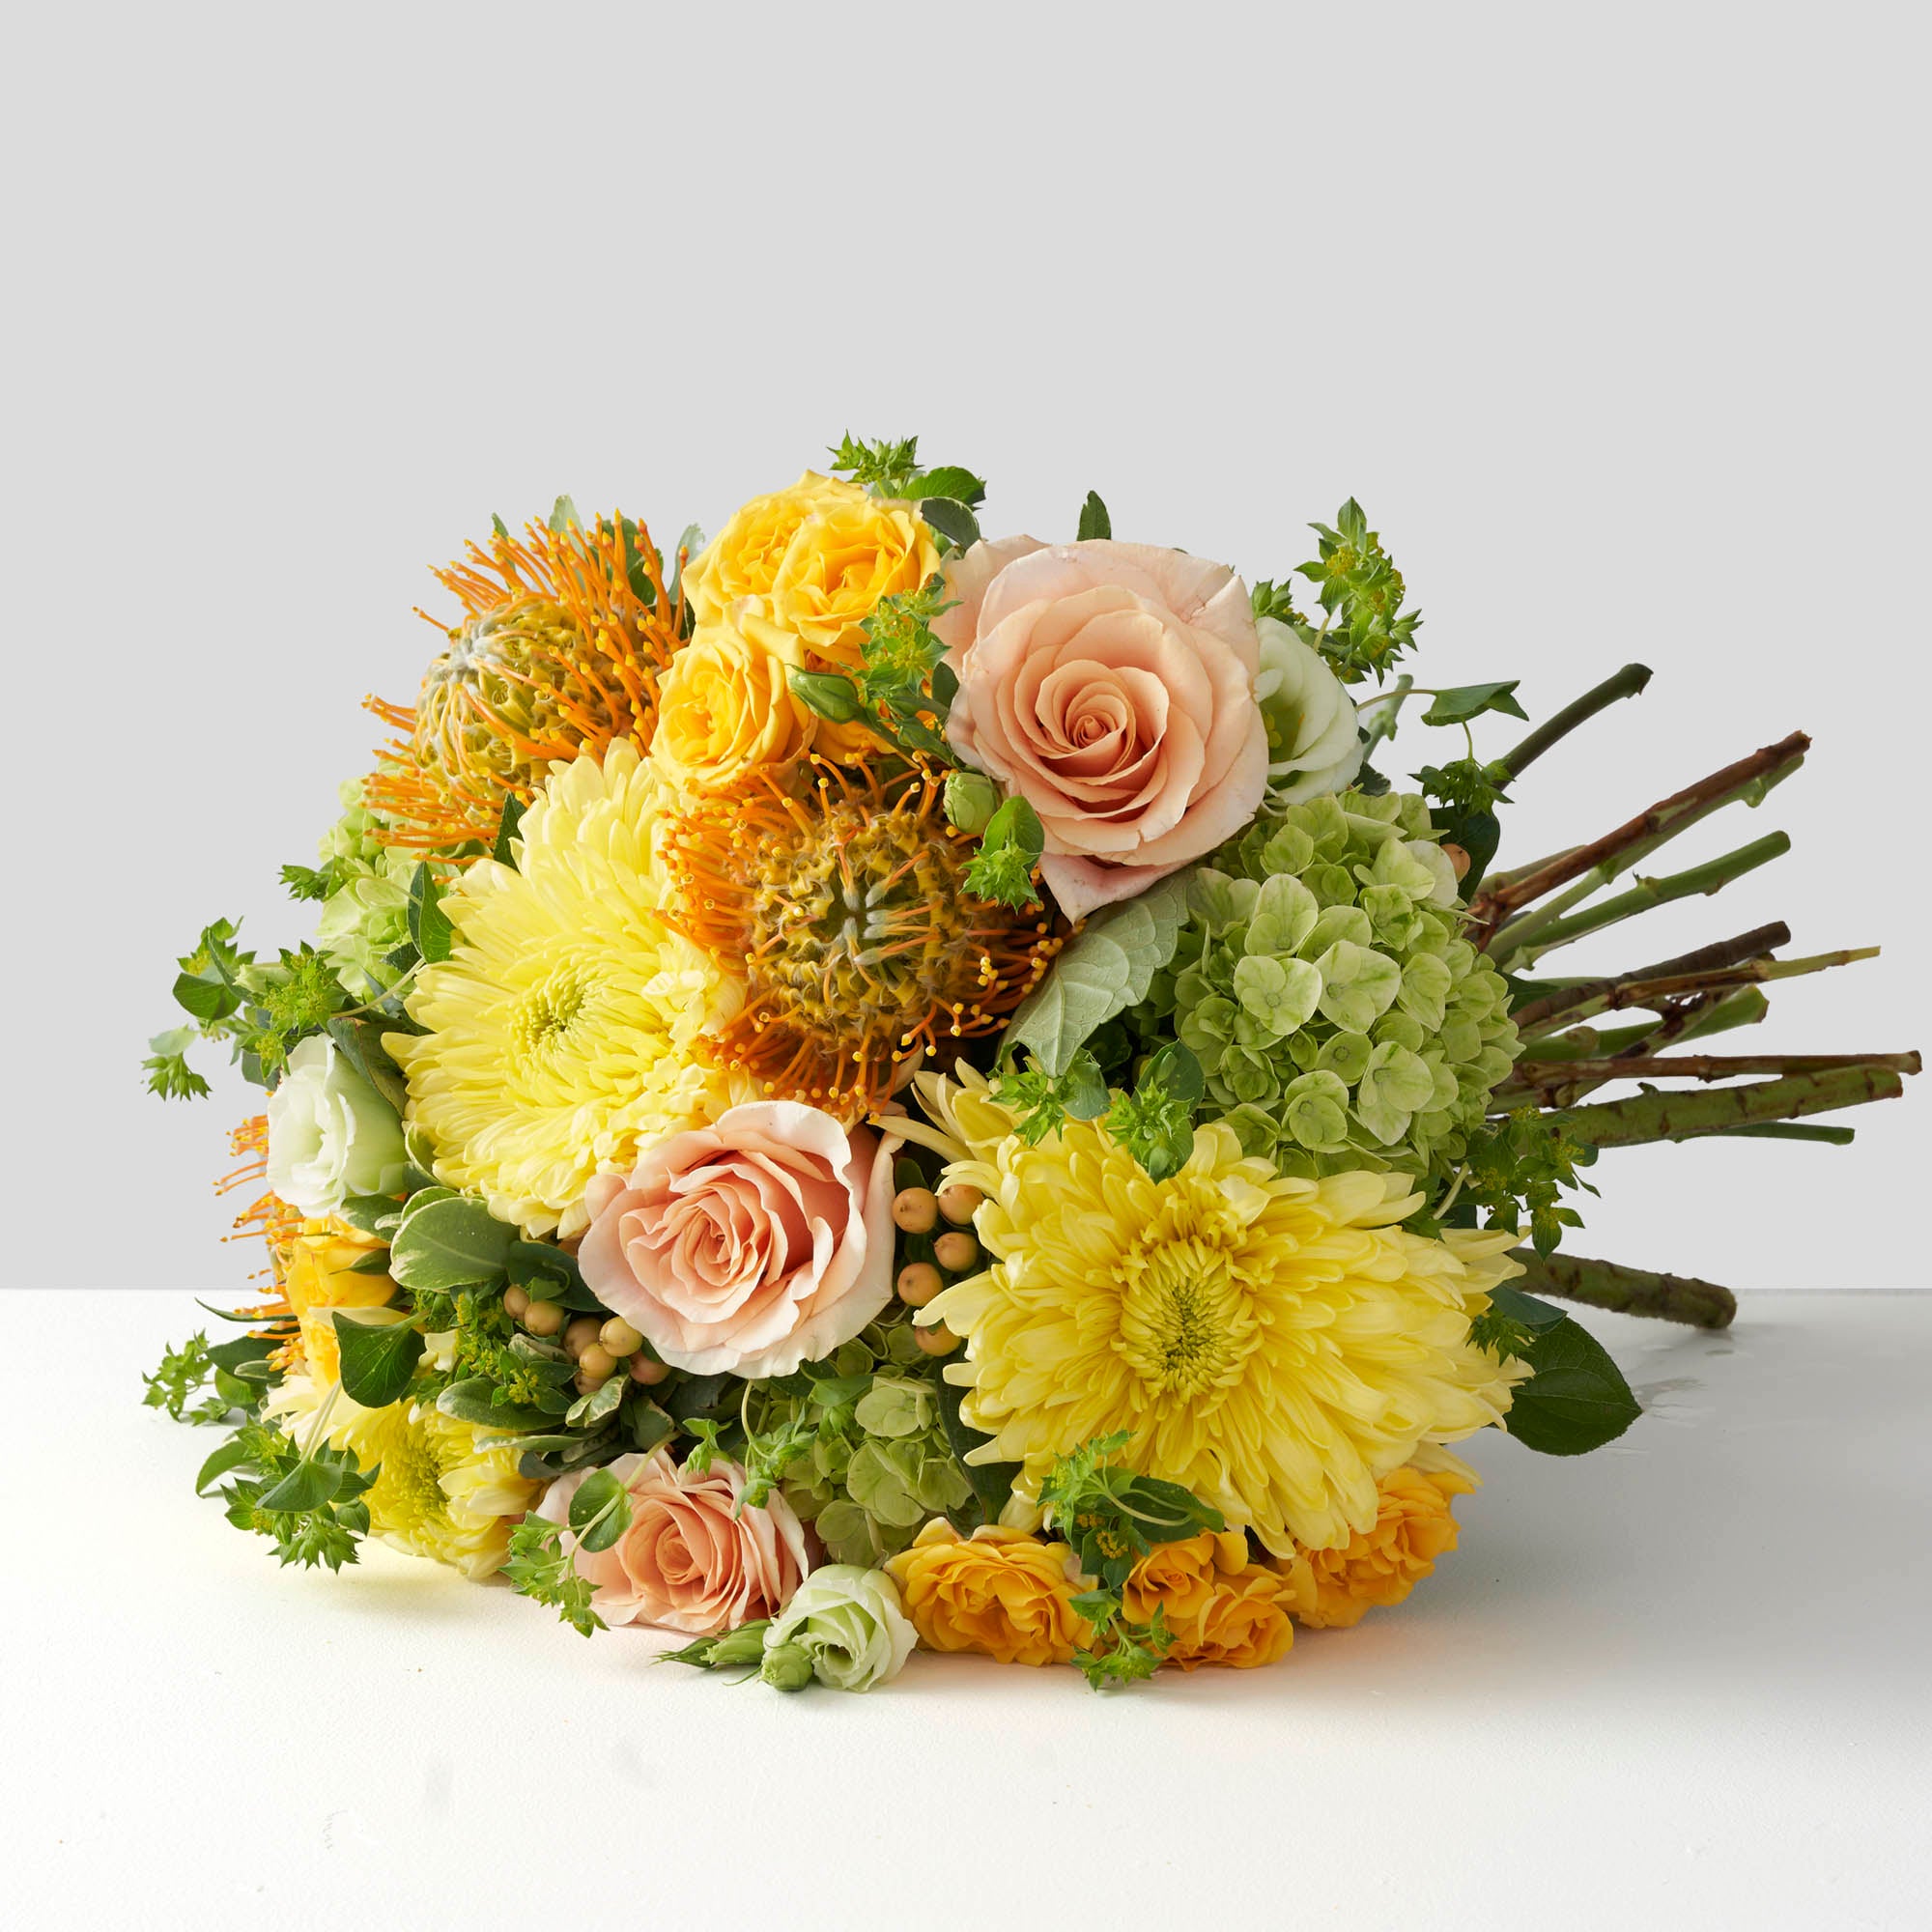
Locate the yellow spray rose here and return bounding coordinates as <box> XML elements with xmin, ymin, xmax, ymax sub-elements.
<box><xmin>687</xmin><ymin>471</ymin><xmax>940</xmax><ymax>675</ymax></box>
<box><xmin>652</xmin><ymin>620</ymin><xmax>813</xmax><ymax>795</ymax></box>
<box><xmin>282</xmin><ymin>1218</ymin><xmax>397</xmax><ymax>1382</ymax></box>
<box><xmin>885</xmin><ymin>1520</ymin><xmax>1091</xmax><ymax>1667</ymax></box>
<box><xmin>1124</xmin><ymin>1531</ymin><xmax>1295</xmax><ymax>1670</ymax></box>
<box><xmin>1275</xmin><ymin>1461</ymin><xmax>1474</xmax><ymax>1629</ymax></box>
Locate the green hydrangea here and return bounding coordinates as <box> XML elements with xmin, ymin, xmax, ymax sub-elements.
<box><xmin>748</xmin><ymin>1326</ymin><xmax>972</xmax><ymax>1565</ymax></box>
<box><xmin>313</xmin><ymin>781</ymin><xmax>416</xmax><ymax>996</ymax></box>
<box><xmin>1138</xmin><ymin>789</ymin><xmax>1518</xmax><ymax>1182</ymax></box>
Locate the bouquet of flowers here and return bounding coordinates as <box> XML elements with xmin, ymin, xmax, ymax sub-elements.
<box><xmin>142</xmin><ymin>440</ymin><xmax>1918</xmax><ymax>1691</ymax></box>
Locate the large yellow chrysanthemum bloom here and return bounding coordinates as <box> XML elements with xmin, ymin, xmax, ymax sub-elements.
<box><xmin>388</xmin><ymin>741</ymin><xmax>745</xmax><ymax>1237</ymax></box>
<box><xmin>267</xmin><ymin>1375</ymin><xmax>538</xmax><ymax>1579</ymax></box>
<box><xmin>905</xmin><ymin>1067</ymin><xmax>1524</xmax><ymax>1556</ymax></box>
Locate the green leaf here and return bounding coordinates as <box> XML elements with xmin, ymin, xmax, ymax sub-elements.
<box><xmin>1077</xmin><ymin>491</ymin><xmax>1112</xmax><ymax>541</ymax></box>
<box><xmin>1504</xmin><ymin>1317</ymin><xmax>1641</xmax><ymax>1455</ymax></box>
<box><xmin>387</xmin><ymin>1196</ymin><xmax>517</xmax><ymax>1293</ymax></box>
<box><xmin>493</xmin><ymin>794</ymin><xmax>526</xmax><ymax>868</ymax></box>
<box><xmin>206</xmin><ymin>1335</ymin><xmax>276</xmax><ymax>1375</ymax></box>
<box><xmin>195</xmin><ymin>1435</ymin><xmax>258</xmax><ymax>1495</ymax></box>
<box><xmin>142</xmin><ymin>1027</ymin><xmax>210</xmax><ymax>1101</ymax></box>
<box><xmin>408</xmin><ymin>863</ymin><xmax>455</xmax><ymax>964</ymax></box>
<box><xmin>964</xmin><ymin>794</ymin><xmax>1046</xmax><ymax>907</ymax></box>
<box><xmin>256</xmin><ymin>1458</ymin><xmax>342</xmax><ymax>1513</ymax></box>
<box><xmin>568</xmin><ymin>1468</ymin><xmax>633</xmax><ymax>1553</ymax></box>
<box><xmin>331</xmin><ymin>1312</ymin><xmax>424</xmax><ymax>1408</ymax></box>
<box><xmin>786</xmin><ymin>666</ymin><xmax>864</xmax><ymax>724</ymax></box>
<box><xmin>935</xmin><ymin>1375</ymin><xmax>1019</xmax><ymax>1527</ymax></box>
<box><xmin>1422</xmin><ymin>680</ymin><xmax>1528</xmax><ymax>727</ymax></box>
<box><xmin>334</xmin><ymin>1192</ymin><xmax>403</xmax><ymax>1237</ymax></box>
<box><xmin>549</xmin><ymin>494</ymin><xmax>582</xmax><ymax>532</ymax></box>
<box><xmin>172</xmin><ymin>971</ymin><xmax>242</xmax><ymax>1025</ymax></box>
<box><xmin>902</xmin><ymin>465</ymin><xmax>987</xmax><ymax>508</ymax></box>
<box><xmin>1003</xmin><ymin>870</ymin><xmax>1194</xmax><ymax>1076</ymax></box>
<box><xmin>917</xmin><ymin>497</ymin><xmax>980</xmax><ymax>550</ymax></box>
<box><xmin>325</xmin><ymin>1015</ymin><xmax>412</xmax><ymax>1119</ymax></box>
<box><xmin>436</xmin><ymin>1378</ymin><xmax>555</xmax><ymax>1433</ymax></box>
<box><xmin>1486</xmin><ymin>1284</ymin><xmax>1569</xmax><ymax>1332</ymax></box>
<box><xmin>564</xmin><ymin>1374</ymin><xmax>626</xmax><ymax>1430</ymax></box>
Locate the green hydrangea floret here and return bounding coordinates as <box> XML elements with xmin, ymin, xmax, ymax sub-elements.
<box><xmin>1134</xmin><ymin>789</ymin><xmax>1518</xmax><ymax>1183</ymax></box>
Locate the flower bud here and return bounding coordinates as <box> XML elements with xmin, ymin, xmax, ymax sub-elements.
<box><xmin>944</xmin><ymin>769</ymin><xmax>1000</xmax><ymax>837</ymax></box>
<box><xmin>707</xmin><ymin>1621</ymin><xmax>770</xmax><ymax>1668</ymax></box>
<box><xmin>760</xmin><ymin>1641</ymin><xmax>815</xmax><ymax>1691</ymax></box>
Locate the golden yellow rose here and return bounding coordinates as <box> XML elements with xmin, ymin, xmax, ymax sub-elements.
<box><xmin>688</xmin><ymin>470</ymin><xmax>941</xmax><ymax>675</ymax></box>
<box><xmin>1124</xmin><ymin>1530</ymin><xmax>1295</xmax><ymax>1670</ymax></box>
<box><xmin>884</xmin><ymin>1520</ymin><xmax>1090</xmax><ymax>1666</ymax></box>
<box><xmin>651</xmin><ymin>620</ymin><xmax>812</xmax><ymax>795</ymax></box>
<box><xmin>1276</xmin><ymin>1462</ymin><xmax>1474</xmax><ymax>1630</ymax></box>
<box><xmin>283</xmin><ymin>1218</ymin><xmax>396</xmax><ymax>1382</ymax></box>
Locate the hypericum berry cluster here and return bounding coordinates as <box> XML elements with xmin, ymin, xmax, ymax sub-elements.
<box><xmin>889</xmin><ymin>1179</ymin><xmax>984</xmax><ymax>1357</ymax></box>
<box><xmin>499</xmin><ymin>1288</ymin><xmax>668</xmax><ymax>1396</ymax></box>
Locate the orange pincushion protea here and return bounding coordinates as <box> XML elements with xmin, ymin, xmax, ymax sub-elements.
<box><xmin>664</xmin><ymin>757</ymin><xmax>1061</xmax><ymax>1119</ymax></box>
<box><xmin>215</xmin><ymin>1115</ymin><xmax>304</xmax><ymax>1368</ymax></box>
<box><xmin>364</xmin><ymin>514</ymin><xmax>684</xmax><ymax>855</ymax></box>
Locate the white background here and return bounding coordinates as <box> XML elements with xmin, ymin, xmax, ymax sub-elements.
<box><xmin>1</xmin><ymin>8</ymin><xmax>1928</xmax><ymax>1928</ymax></box>
<box><xmin>4</xmin><ymin>3</ymin><xmax>1924</xmax><ymax>1291</ymax></box>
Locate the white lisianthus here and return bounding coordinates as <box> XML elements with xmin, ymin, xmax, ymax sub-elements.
<box><xmin>1254</xmin><ymin>616</ymin><xmax>1366</xmax><ymax>803</ymax></box>
<box><xmin>267</xmin><ymin>1036</ymin><xmax>410</xmax><ymax>1215</ymax></box>
<box><xmin>763</xmin><ymin>1564</ymin><xmax>916</xmax><ymax>1692</ymax></box>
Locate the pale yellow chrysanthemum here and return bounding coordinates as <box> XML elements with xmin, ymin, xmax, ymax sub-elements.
<box><xmin>388</xmin><ymin>740</ymin><xmax>747</xmax><ymax>1237</ymax></box>
<box><xmin>909</xmin><ymin>1066</ymin><xmax>1525</xmax><ymax>1556</ymax></box>
<box><xmin>268</xmin><ymin>1373</ymin><xmax>538</xmax><ymax>1580</ymax></box>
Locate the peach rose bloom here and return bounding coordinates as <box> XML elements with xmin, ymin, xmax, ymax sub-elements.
<box><xmin>538</xmin><ymin>1449</ymin><xmax>809</xmax><ymax>1636</ymax></box>
<box><xmin>939</xmin><ymin>537</ymin><xmax>1268</xmax><ymax>921</ymax></box>
<box><xmin>579</xmin><ymin>1101</ymin><xmax>900</xmax><ymax>1379</ymax></box>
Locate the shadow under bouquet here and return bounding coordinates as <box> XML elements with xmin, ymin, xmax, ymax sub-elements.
<box><xmin>141</xmin><ymin>439</ymin><xmax>1918</xmax><ymax>1691</ymax></box>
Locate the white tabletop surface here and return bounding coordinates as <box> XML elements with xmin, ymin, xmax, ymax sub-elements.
<box><xmin>5</xmin><ymin>1289</ymin><xmax>1927</xmax><ymax>1930</ymax></box>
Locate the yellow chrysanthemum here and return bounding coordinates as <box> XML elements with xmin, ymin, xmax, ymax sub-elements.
<box><xmin>268</xmin><ymin>1374</ymin><xmax>538</xmax><ymax>1580</ymax></box>
<box><xmin>387</xmin><ymin>741</ymin><xmax>746</xmax><ymax>1237</ymax></box>
<box><xmin>908</xmin><ymin>1067</ymin><xmax>1524</xmax><ymax>1556</ymax></box>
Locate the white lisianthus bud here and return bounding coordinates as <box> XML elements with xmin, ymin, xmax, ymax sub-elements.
<box><xmin>762</xmin><ymin>1564</ymin><xmax>916</xmax><ymax>1692</ymax></box>
<box><xmin>267</xmin><ymin>1036</ymin><xmax>410</xmax><ymax>1215</ymax></box>
<box><xmin>1254</xmin><ymin>616</ymin><xmax>1366</xmax><ymax>803</ymax></box>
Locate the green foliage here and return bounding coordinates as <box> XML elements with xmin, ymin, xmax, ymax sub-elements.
<box><xmin>408</xmin><ymin>863</ymin><xmax>454</xmax><ymax>964</ymax></box>
<box><xmin>330</xmin><ymin>1311</ymin><xmax>425</xmax><ymax>1408</ymax></box>
<box><xmin>828</xmin><ymin>432</ymin><xmax>923</xmax><ymax>498</ymax></box>
<box><xmin>1503</xmin><ymin>1316</ymin><xmax>1642</xmax><ymax>1455</ymax></box>
<box><xmin>1295</xmin><ymin>498</ymin><xmax>1421</xmax><ymax>684</ymax></box>
<box><xmin>1037</xmin><ymin>1431</ymin><xmax>1225</xmax><ymax>1593</ymax></box>
<box><xmin>1455</xmin><ymin>1108</ymin><xmax>1599</xmax><ymax>1257</ymax></box>
<box><xmin>503</xmin><ymin>1515</ymin><xmax>605</xmax><ymax>1636</ymax></box>
<box><xmin>213</xmin><ymin>1422</ymin><xmax>377</xmax><ymax>1573</ymax></box>
<box><xmin>1002</xmin><ymin>869</ymin><xmax>1194</xmax><ymax>1075</ymax></box>
<box><xmin>1152</xmin><ymin>789</ymin><xmax>1517</xmax><ymax>1185</ymax></box>
<box><xmin>1103</xmin><ymin>1042</ymin><xmax>1203</xmax><ymax>1181</ymax></box>
<box><xmin>387</xmin><ymin>1194</ymin><xmax>519</xmax><ymax>1293</ymax></box>
<box><xmin>1250</xmin><ymin>579</ymin><xmax>1305</xmax><ymax>628</ymax></box>
<box><xmin>279</xmin><ymin>860</ymin><xmax>343</xmax><ymax>902</ymax></box>
<box><xmin>787</xmin><ymin>667</ymin><xmax>863</xmax><ymax>724</ymax></box>
<box><xmin>994</xmin><ymin>1049</ymin><xmax>1110</xmax><ymax>1146</ymax></box>
<box><xmin>142</xmin><ymin>1330</ymin><xmax>216</xmax><ymax>1419</ymax></box>
<box><xmin>1421</xmin><ymin>681</ymin><xmax>1527</xmax><ymax>727</ymax></box>
<box><xmin>1070</xmin><ymin>1598</ymin><xmax>1174</xmax><ymax>1690</ymax></box>
<box><xmin>855</xmin><ymin>578</ymin><xmax>959</xmax><ymax>760</ymax></box>
<box><xmin>142</xmin><ymin>1027</ymin><xmax>210</xmax><ymax>1100</ymax></box>
<box><xmin>733</xmin><ymin>1324</ymin><xmax>975</xmax><ymax>1564</ymax></box>
<box><xmin>662</xmin><ymin>1621</ymin><xmax>771</xmax><ymax>1671</ymax></box>
<box><xmin>1466</xmin><ymin>1281</ymin><xmax>1568</xmax><ymax>1361</ymax></box>
<box><xmin>963</xmin><ymin>794</ymin><xmax>1044</xmax><ymax>908</ymax></box>
<box><xmin>1077</xmin><ymin>491</ymin><xmax>1111</xmax><ymax>541</ymax></box>
<box><xmin>171</xmin><ymin>917</ymin><xmax>254</xmax><ymax>1027</ymax></box>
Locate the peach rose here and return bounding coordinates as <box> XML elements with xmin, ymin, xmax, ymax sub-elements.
<box><xmin>579</xmin><ymin>1101</ymin><xmax>900</xmax><ymax>1378</ymax></box>
<box><xmin>941</xmin><ymin>539</ymin><xmax>1268</xmax><ymax>922</ymax></box>
<box><xmin>1275</xmin><ymin>1461</ymin><xmax>1473</xmax><ymax>1630</ymax></box>
<box><xmin>538</xmin><ymin>1449</ymin><xmax>809</xmax><ymax>1636</ymax></box>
